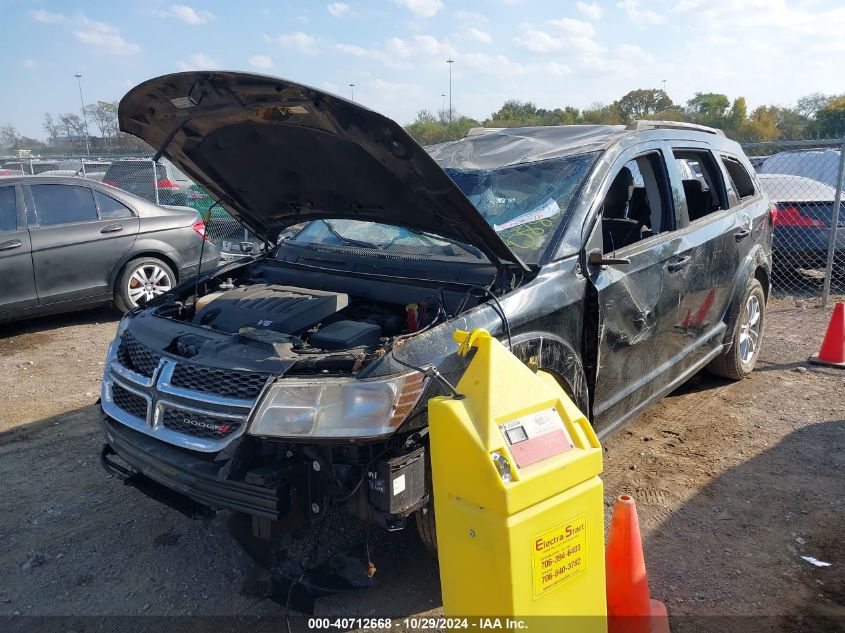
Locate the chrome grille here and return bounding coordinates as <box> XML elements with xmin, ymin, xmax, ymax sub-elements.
<box><xmin>161</xmin><ymin>407</ymin><xmax>241</xmax><ymax>440</ymax></box>
<box><xmin>112</xmin><ymin>383</ymin><xmax>148</xmax><ymax>420</ymax></box>
<box><xmin>170</xmin><ymin>364</ymin><xmax>269</xmax><ymax>399</ymax></box>
<box><xmin>117</xmin><ymin>332</ymin><xmax>161</xmax><ymax>377</ymax></box>
<box><xmin>102</xmin><ymin>336</ymin><xmax>263</xmax><ymax>453</ymax></box>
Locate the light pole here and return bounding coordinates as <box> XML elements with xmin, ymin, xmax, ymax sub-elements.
<box><xmin>661</xmin><ymin>79</ymin><xmax>667</xmax><ymax>94</ymax></box>
<box><xmin>74</xmin><ymin>73</ymin><xmax>91</xmax><ymax>156</ymax></box>
<box><xmin>349</xmin><ymin>83</ymin><xmax>355</xmax><ymax>101</ymax></box>
<box><xmin>446</xmin><ymin>58</ymin><xmax>454</xmax><ymax>124</ymax></box>
<box><xmin>441</xmin><ymin>93</ymin><xmax>445</xmax><ymax>114</ymax></box>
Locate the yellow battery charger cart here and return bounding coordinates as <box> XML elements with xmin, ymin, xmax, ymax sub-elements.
<box><xmin>428</xmin><ymin>329</ymin><xmax>607</xmax><ymax>631</ymax></box>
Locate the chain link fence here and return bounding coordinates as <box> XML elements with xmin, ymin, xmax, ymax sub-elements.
<box><xmin>1</xmin><ymin>154</ymin><xmax>260</xmax><ymax>255</ymax></box>
<box><xmin>96</xmin><ymin>158</ymin><xmax>260</xmax><ymax>255</ymax></box>
<box><xmin>741</xmin><ymin>138</ymin><xmax>845</xmax><ymax>304</ymax></box>
<box><xmin>8</xmin><ymin>142</ymin><xmax>845</xmax><ymax>302</ymax></box>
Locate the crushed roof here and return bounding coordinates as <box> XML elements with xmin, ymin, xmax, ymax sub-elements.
<box><xmin>425</xmin><ymin>125</ymin><xmax>629</xmax><ymax>171</ymax></box>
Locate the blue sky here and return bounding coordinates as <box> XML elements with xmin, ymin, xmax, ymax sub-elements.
<box><xmin>2</xmin><ymin>0</ymin><xmax>844</xmax><ymax>139</ymax></box>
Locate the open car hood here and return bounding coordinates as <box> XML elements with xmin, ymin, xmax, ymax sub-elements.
<box><xmin>118</xmin><ymin>71</ymin><xmax>528</xmax><ymax>272</ymax></box>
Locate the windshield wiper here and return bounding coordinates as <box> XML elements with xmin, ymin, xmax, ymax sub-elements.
<box><xmin>323</xmin><ymin>220</ymin><xmax>380</xmax><ymax>249</ymax></box>
<box><xmin>395</xmin><ymin>227</ymin><xmax>485</xmax><ymax>260</ymax></box>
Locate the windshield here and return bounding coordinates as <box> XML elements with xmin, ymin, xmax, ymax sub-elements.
<box><xmin>279</xmin><ymin>219</ymin><xmax>484</xmax><ymax>261</ymax></box>
<box><xmin>444</xmin><ymin>152</ymin><xmax>599</xmax><ymax>263</ymax></box>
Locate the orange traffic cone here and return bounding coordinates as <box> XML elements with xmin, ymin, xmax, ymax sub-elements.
<box><xmin>809</xmin><ymin>302</ymin><xmax>845</xmax><ymax>368</ymax></box>
<box><xmin>605</xmin><ymin>495</ymin><xmax>670</xmax><ymax>633</ymax></box>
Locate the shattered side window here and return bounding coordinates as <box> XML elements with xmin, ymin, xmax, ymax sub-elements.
<box><xmin>445</xmin><ymin>152</ymin><xmax>599</xmax><ymax>263</ymax></box>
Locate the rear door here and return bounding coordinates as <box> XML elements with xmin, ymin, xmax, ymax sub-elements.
<box><xmin>0</xmin><ymin>182</ymin><xmax>37</xmax><ymax>313</ymax></box>
<box><xmin>667</xmin><ymin>145</ymin><xmax>751</xmax><ymax>361</ymax></box>
<box><xmin>26</xmin><ymin>182</ymin><xmax>139</xmax><ymax>304</ymax></box>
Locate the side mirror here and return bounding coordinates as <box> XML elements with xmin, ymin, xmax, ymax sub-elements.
<box><xmin>588</xmin><ymin>250</ymin><xmax>630</xmax><ymax>267</ymax></box>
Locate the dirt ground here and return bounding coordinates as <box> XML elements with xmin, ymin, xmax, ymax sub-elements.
<box><xmin>0</xmin><ymin>298</ymin><xmax>843</xmax><ymax>632</ymax></box>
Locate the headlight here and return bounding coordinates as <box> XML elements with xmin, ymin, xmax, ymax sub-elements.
<box><xmin>249</xmin><ymin>370</ymin><xmax>428</xmax><ymax>439</ymax></box>
<box><xmin>115</xmin><ymin>315</ymin><xmax>130</xmax><ymax>338</ymax></box>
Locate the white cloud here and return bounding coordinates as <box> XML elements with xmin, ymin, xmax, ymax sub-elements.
<box><xmin>576</xmin><ymin>1</ymin><xmax>603</xmax><ymax>20</ymax></box>
<box><xmin>617</xmin><ymin>0</ymin><xmax>665</xmax><ymax>26</ymax></box>
<box><xmin>671</xmin><ymin>0</ymin><xmax>705</xmax><ymax>11</ymax></box>
<box><xmin>514</xmin><ymin>29</ymin><xmax>564</xmax><ymax>53</ymax></box>
<box><xmin>178</xmin><ymin>52</ymin><xmax>218</xmax><ymax>71</ymax></box>
<box><xmin>333</xmin><ymin>35</ymin><xmax>452</xmax><ymax>70</ymax></box>
<box><xmin>29</xmin><ymin>9</ymin><xmax>66</xmax><ymax>23</ymax></box>
<box><xmin>546</xmin><ymin>61</ymin><xmax>573</xmax><ymax>77</ymax></box>
<box><xmin>22</xmin><ymin>59</ymin><xmax>37</xmax><ymax>69</ymax></box>
<box><xmin>335</xmin><ymin>42</ymin><xmax>413</xmax><ymax>70</ymax></box>
<box><xmin>157</xmin><ymin>4</ymin><xmax>216</xmax><ymax>25</ymax></box>
<box><xmin>73</xmin><ymin>18</ymin><xmax>140</xmax><ymax>56</ymax></box>
<box><xmin>386</xmin><ymin>37</ymin><xmax>413</xmax><ymax>59</ymax></box>
<box><xmin>392</xmin><ymin>0</ymin><xmax>443</xmax><ymax>18</ymax></box>
<box><xmin>363</xmin><ymin>78</ymin><xmax>427</xmax><ymax>113</ymax></box>
<box><xmin>454</xmin><ymin>10</ymin><xmax>488</xmax><ymax>24</ymax></box>
<box><xmin>461</xmin><ymin>52</ymin><xmax>526</xmax><ymax>75</ymax></box>
<box><xmin>248</xmin><ymin>54</ymin><xmax>273</xmax><ymax>69</ymax></box>
<box><xmin>515</xmin><ymin>19</ymin><xmax>602</xmax><ymax>56</ymax></box>
<box><xmin>467</xmin><ymin>28</ymin><xmax>492</xmax><ymax>44</ymax></box>
<box><xmin>413</xmin><ymin>34</ymin><xmax>455</xmax><ymax>56</ymax></box>
<box><xmin>327</xmin><ymin>2</ymin><xmax>351</xmax><ymax>18</ymax></box>
<box><xmin>549</xmin><ymin>17</ymin><xmax>596</xmax><ymax>37</ymax></box>
<box><xmin>271</xmin><ymin>32</ymin><xmax>319</xmax><ymax>55</ymax></box>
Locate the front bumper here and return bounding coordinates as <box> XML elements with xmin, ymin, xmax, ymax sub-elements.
<box><xmin>100</xmin><ymin>413</ymin><xmax>286</xmax><ymax>521</ymax></box>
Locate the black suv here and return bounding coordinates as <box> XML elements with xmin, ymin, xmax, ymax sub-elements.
<box><xmin>100</xmin><ymin>72</ymin><xmax>772</xmax><ymax>553</ymax></box>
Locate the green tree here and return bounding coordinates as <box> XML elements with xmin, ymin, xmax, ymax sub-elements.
<box><xmin>0</xmin><ymin>125</ymin><xmax>20</xmax><ymax>152</ymax></box>
<box><xmin>84</xmin><ymin>101</ymin><xmax>119</xmax><ymax>141</ymax></box>
<box><xmin>489</xmin><ymin>100</ymin><xmax>540</xmax><ymax>123</ymax></box>
<box><xmin>739</xmin><ymin>106</ymin><xmax>781</xmax><ymax>141</ymax></box>
<box><xmin>772</xmin><ymin>107</ymin><xmax>809</xmax><ymax>139</ymax></box>
<box><xmin>812</xmin><ymin>98</ymin><xmax>845</xmax><ymax>138</ymax></box>
<box><xmin>686</xmin><ymin>93</ymin><xmax>731</xmax><ymax>127</ymax></box>
<box><xmin>796</xmin><ymin>93</ymin><xmax>836</xmax><ymax>119</ymax></box>
<box><xmin>404</xmin><ymin>109</ymin><xmax>481</xmax><ymax>145</ymax></box>
<box><xmin>613</xmin><ymin>89</ymin><xmax>673</xmax><ymax>122</ymax></box>
<box><xmin>43</xmin><ymin>113</ymin><xmax>60</xmax><ymax>144</ymax></box>
<box><xmin>727</xmin><ymin>97</ymin><xmax>747</xmax><ymax>131</ymax></box>
<box><xmin>580</xmin><ymin>102</ymin><xmax>622</xmax><ymax>125</ymax></box>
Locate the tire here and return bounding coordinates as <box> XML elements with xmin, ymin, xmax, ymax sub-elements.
<box><xmin>114</xmin><ymin>257</ymin><xmax>176</xmax><ymax>313</ymax></box>
<box><xmin>708</xmin><ymin>278</ymin><xmax>765</xmax><ymax>380</ymax></box>
<box><xmin>414</xmin><ymin>446</ymin><xmax>438</xmax><ymax>559</ymax></box>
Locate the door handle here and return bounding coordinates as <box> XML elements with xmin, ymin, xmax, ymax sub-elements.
<box><xmin>667</xmin><ymin>255</ymin><xmax>692</xmax><ymax>273</ymax></box>
<box><xmin>0</xmin><ymin>239</ymin><xmax>22</xmax><ymax>251</ymax></box>
<box><xmin>734</xmin><ymin>227</ymin><xmax>752</xmax><ymax>241</ymax></box>
<box><xmin>100</xmin><ymin>224</ymin><xmax>124</xmax><ymax>234</ymax></box>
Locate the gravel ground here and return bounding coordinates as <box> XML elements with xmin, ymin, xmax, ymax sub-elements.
<box><xmin>0</xmin><ymin>298</ymin><xmax>842</xmax><ymax>632</ymax></box>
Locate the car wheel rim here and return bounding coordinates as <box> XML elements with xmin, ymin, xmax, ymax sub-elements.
<box><xmin>738</xmin><ymin>294</ymin><xmax>761</xmax><ymax>365</ymax></box>
<box><xmin>127</xmin><ymin>264</ymin><xmax>172</xmax><ymax>306</ymax></box>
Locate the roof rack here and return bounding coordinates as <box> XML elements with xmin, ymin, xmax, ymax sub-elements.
<box><xmin>626</xmin><ymin>120</ymin><xmax>725</xmax><ymax>136</ymax></box>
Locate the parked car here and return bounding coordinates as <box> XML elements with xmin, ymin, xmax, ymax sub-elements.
<box><xmin>759</xmin><ymin>173</ymin><xmax>845</xmax><ymax>271</ymax></box>
<box><xmin>102</xmin><ymin>158</ymin><xmax>192</xmax><ymax>206</ymax></box>
<box><xmin>759</xmin><ymin>149</ymin><xmax>844</xmax><ymax>190</ymax></box>
<box><xmin>1</xmin><ymin>160</ymin><xmax>62</xmax><ymax>175</ymax></box>
<box><xmin>40</xmin><ymin>159</ymin><xmax>111</xmax><ymax>181</ymax></box>
<box><xmin>100</xmin><ymin>72</ymin><xmax>772</xmax><ymax>557</ymax></box>
<box><xmin>0</xmin><ymin>175</ymin><xmax>220</xmax><ymax>323</ymax></box>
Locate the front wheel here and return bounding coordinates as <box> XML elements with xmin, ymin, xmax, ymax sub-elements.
<box><xmin>708</xmin><ymin>278</ymin><xmax>765</xmax><ymax>380</ymax></box>
<box><xmin>114</xmin><ymin>257</ymin><xmax>176</xmax><ymax>313</ymax></box>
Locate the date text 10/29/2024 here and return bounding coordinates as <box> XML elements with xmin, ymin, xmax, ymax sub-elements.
<box><xmin>307</xmin><ymin>618</ymin><xmax>530</xmax><ymax>630</ymax></box>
